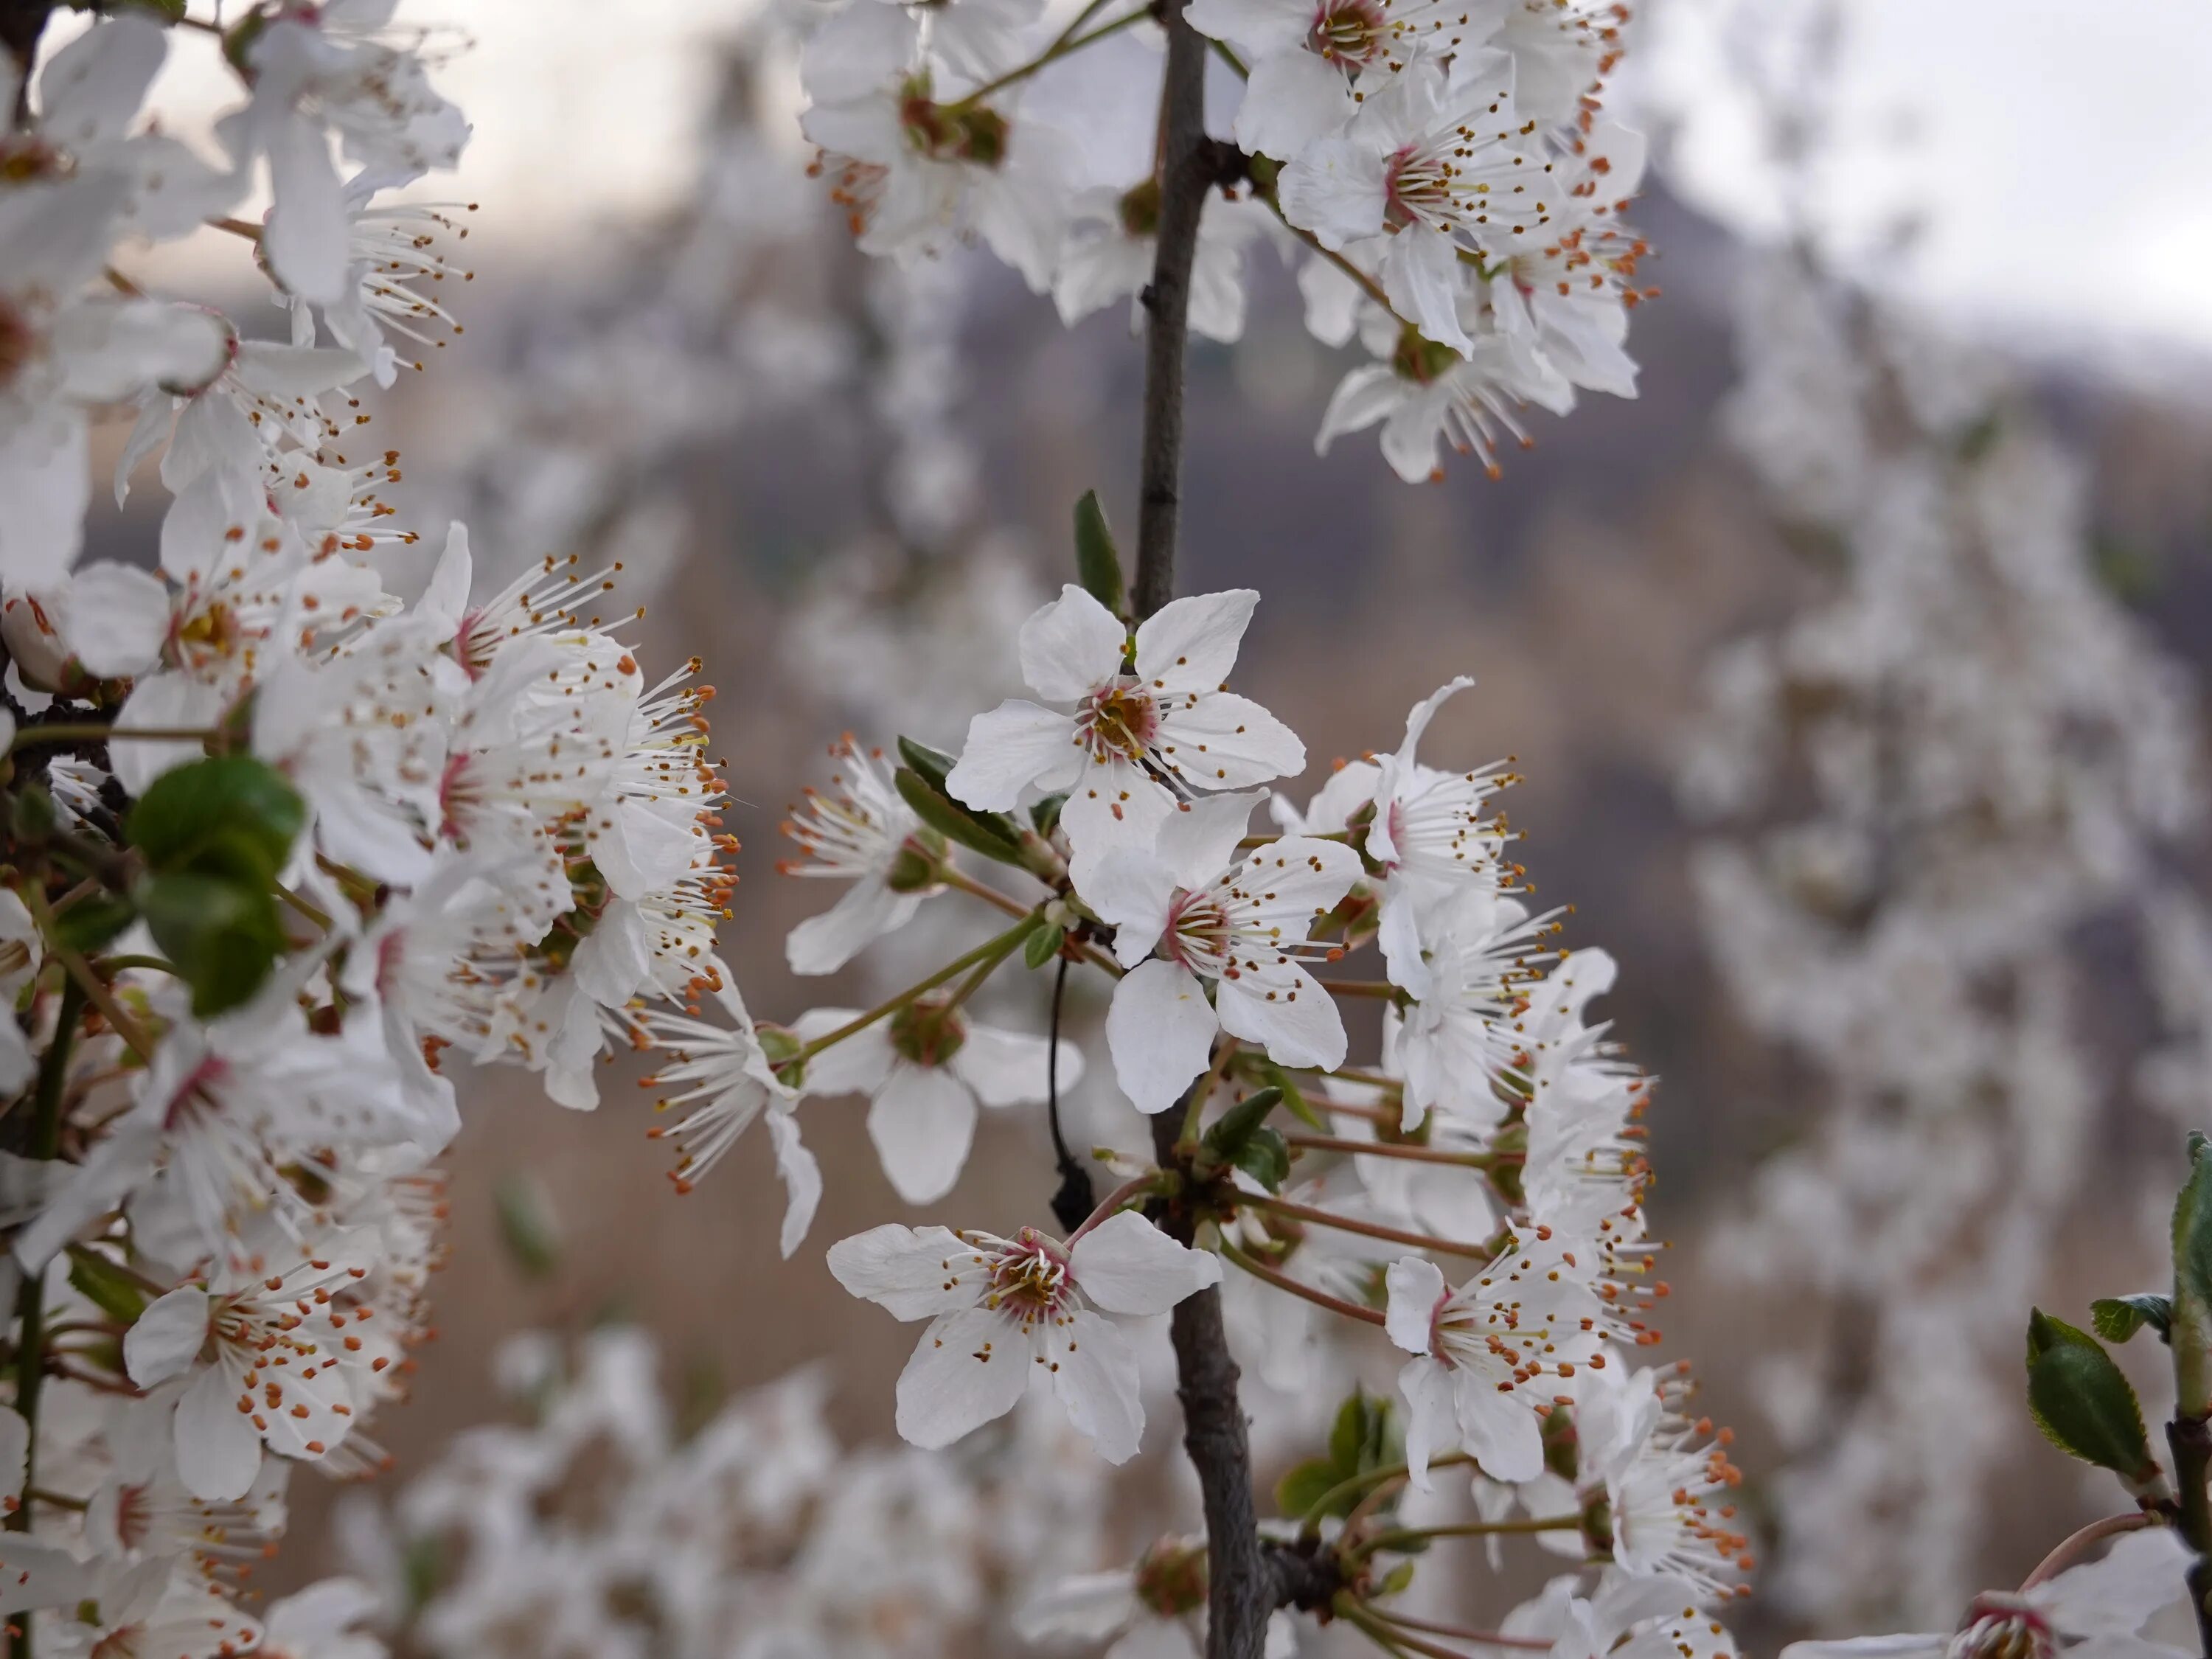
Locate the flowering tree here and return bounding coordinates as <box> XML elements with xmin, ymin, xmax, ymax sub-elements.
<box><xmin>0</xmin><ymin>1</ymin><xmax>2205</xmax><ymax>1658</ymax></box>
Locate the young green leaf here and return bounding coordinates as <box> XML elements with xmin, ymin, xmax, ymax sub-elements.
<box><xmin>893</xmin><ymin>768</ymin><xmax>1024</xmax><ymax>865</ymax></box>
<box><xmin>136</xmin><ymin>872</ymin><xmax>284</xmax><ymax>1017</ymax></box>
<box><xmin>1230</xmin><ymin>1126</ymin><xmax>1291</xmax><ymax>1193</ymax></box>
<box><xmin>2023</xmin><ymin>1308</ymin><xmax>2156</xmax><ymax>1478</ymax></box>
<box><xmin>1199</xmin><ymin>1086</ymin><xmax>1284</xmax><ymax>1168</ymax></box>
<box><xmin>1023</xmin><ymin>923</ymin><xmax>1065</xmax><ymax>969</ymax></box>
<box><xmin>66</xmin><ymin>1245</ymin><xmax>148</xmax><ymax>1324</ymax></box>
<box><xmin>1073</xmin><ymin>490</ymin><xmax>1125</xmax><ymax>615</ymax></box>
<box><xmin>127</xmin><ymin>756</ymin><xmax>303</xmax><ymax>876</ymax></box>
<box><xmin>2092</xmin><ymin>1294</ymin><xmax>2173</xmax><ymax>1345</ymax></box>
<box><xmin>1274</xmin><ymin>1457</ymin><xmax>1342</xmax><ymax>1520</ymax></box>
<box><xmin>49</xmin><ymin>893</ymin><xmax>136</xmax><ymax>955</ymax></box>
<box><xmin>895</xmin><ymin>736</ymin><xmax>959</xmax><ymax>797</ymax></box>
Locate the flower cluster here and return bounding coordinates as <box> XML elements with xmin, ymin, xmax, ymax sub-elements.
<box><xmin>636</xmin><ymin>547</ymin><xmax>1749</xmax><ymax>1648</ymax></box>
<box><xmin>0</xmin><ymin>5</ymin><xmax>731</xmax><ymax>1648</ymax></box>
<box><xmin>794</xmin><ymin>0</ymin><xmax>1652</xmax><ymax>481</ymax></box>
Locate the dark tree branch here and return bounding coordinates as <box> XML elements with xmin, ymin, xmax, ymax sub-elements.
<box><xmin>0</xmin><ymin>1</ymin><xmax>52</xmax><ymax>128</ymax></box>
<box><xmin>1130</xmin><ymin>13</ymin><xmax>1325</xmax><ymax>1656</ymax></box>
<box><xmin>1131</xmin><ymin>0</ymin><xmax>1214</xmax><ymax>622</ymax></box>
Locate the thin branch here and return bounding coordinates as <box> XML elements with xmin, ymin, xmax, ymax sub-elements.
<box><xmin>1221</xmin><ymin>1239</ymin><xmax>1387</xmax><ymax>1327</ymax></box>
<box><xmin>949</xmin><ymin>7</ymin><xmax>1148</xmax><ymax>108</ymax></box>
<box><xmin>1286</xmin><ymin>1133</ymin><xmax>1499</xmax><ymax>1169</ymax></box>
<box><xmin>1046</xmin><ymin>953</ymin><xmax>1096</xmax><ymax>1232</ymax></box>
<box><xmin>1240</xmin><ymin>1192</ymin><xmax>1496</xmax><ymax>1259</ymax></box>
<box><xmin>2018</xmin><ymin>1512</ymin><xmax>2156</xmax><ymax>1591</ymax></box>
<box><xmin>1374</xmin><ymin>1612</ymin><xmax>1553</xmax><ymax>1653</ymax></box>
<box><xmin>794</xmin><ymin>913</ymin><xmax>1041</xmax><ymax>1061</ymax></box>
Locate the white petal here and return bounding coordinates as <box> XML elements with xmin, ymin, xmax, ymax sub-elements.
<box><xmin>1155</xmin><ymin>692</ymin><xmax>1307</xmax><ymax>791</ymax></box>
<box><xmin>38</xmin><ymin>16</ymin><xmax>164</xmax><ymax>149</ymax></box>
<box><xmin>792</xmin><ymin>1012</ymin><xmax>892</xmax><ymax>1097</ymax></box>
<box><xmin>1397</xmin><ymin>1354</ymin><xmax>1456</xmax><ymax>1490</ymax></box>
<box><xmin>124</xmin><ymin>1284</ymin><xmax>210</xmax><ymax>1385</ymax></box>
<box><xmin>1380</xmin><ymin>226</ymin><xmax>1472</xmax><ymax>357</ymax></box>
<box><xmin>1015</xmin><ymin>1571</ymin><xmax>1142</xmax><ymax>1643</ymax></box>
<box><xmin>1453</xmin><ymin>1376</ymin><xmax>1543</xmax><ymax>1484</ymax></box>
<box><xmin>264</xmin><ymin>114</ymin><xmax>348</xmax><ymax>305</ymax></box>
<box><xmin>108</xmin><ymin>672</ymin><xmax>225</xmax><ymax>796</ymax></box>
<box><xmin>1111</xmin><ymin>1618</ymin><xmax>1203</xmax><ymax>1659</ymax></box>
<box><xmin>1133</xmin><ymin>588</ymin><xmax>1258</xmax><ymax>694</ymax></box>
<box><xmin>1105</xmin><ymin>959</ymin><xmax>1219</xmax><ymax>1115</ymax></box>
<box><xmin>1315</xmin><ymin>362</ymin><xmax>1402</xmax><ymax>453</ymax></box>
<box><xmin>825</xmin><ymin>1222</ymin><xmax>987</xmax><ymax>1320</ymax></box>
<box><xmin>2034</xmin><ymin>1526</ymin><xmax>2193</xmax><ymax>1634</ymax></box>
<box><xmin>1019</xmin><ymin>584</ymin><xmax>1127</xmax><ymax>702</ymax></box>
<box><xmin>1061</xmin><ymin>767</ymin><xmax>1177</xmax><ymax>886</ymax></box>
<box><xmin>867</xmin><ymin>1064</ymin><xmax>980</xmax><ymax>1205</ymax></box>
<box><xmin>1184</xmin><ymin>0</ymin><xmax>1307</xmax><ymax>53</ymax></box>
<box><xmin>894</xmin><ymin>1305</ymin><xmax>1031</xmax><ymax>1449</ymax></box>
<box><xmin>0</xmin><ymin>1533</ymin><xmax>94</xmax><ymax>1615</ymax></box>
<box><xmin>786</xmin><ymin>877</ymin><xmax>922</xmax><ymax>976</ymax></box>
<box><xmin>1383</xmin><ymin>1256</ymin><xmax>1446</xmax><ymax>1354</ymax></box>
<box><xmin>175</xmin><ymin>1366</ymin><xmax>263</xmax><ymax>1500</ymax></box>
<box><xmin>54</xmin><ymin>561</ymin><xmax>167</xmax><ymax>676</ymax></box>
<box><xmin>1279</xmin><ymin>136</ymin><xmax>1387</xmax><ymax>250</ymax></box>
<box><xmin>951</xmin><ymin>1022</ymin><xmax>1072</xmax><ymax>1107</ymax></box>
<box><xmin>1234</xmin><ymin>49</ymin><xmax>1353</xmax><ymax>158</ymax></box>
<box><xmin>0</xmin><ymin>406</ymin><xmax>88</xmax><ymax>589</ymax></box>
<box><xmin>1048</xmin><ymin>1307</ymin><xmax>1145</xmax><ymax>1464</ymax></box>
<box><xmin>415</xmin><ymin>521</ymin><xmax>471</xmax><ymax>639</ymax></box>
<box><xmin>765</xmin><ymin>1106</ymin><xmax>822</xmax><ymax>1259</ymax></box>
<box><xmin>945</xmin><ymin>700</ymin><xmax>1082</xmax><ymax>810</ymax></box>
<box><xmin>51</xmin><ymin>299</ymin><xmax>229</xmax><ymax>403</ymax></box>
<box><xmin>1215</xmin><ymin>964</ymin><xmax>1346</xmax><ymax>1072</ymax></box>
<box><xmin>1155</xmin><ymin>789</ymin><xmax>1263</xmax><ymax>891</ymax></box>
<box><xmin>1068</xmin><ymin>1210</ymin><xmax>1221</xmax><ymax>1315</ymax></box>
<box><xmin>1082</xmin><ymin>848</ymin><xmax>1180</xmax><ymax>967</ymax></box>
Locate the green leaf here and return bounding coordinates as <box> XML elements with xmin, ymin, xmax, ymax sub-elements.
<box><xmin>1200</xmin><ymin>1086</ymin><xmax>1283</xmax><ymax>1166</ymax></box>
<box><xmin>896</xmin><ymin>736</ymin><xmax>959</xmax><ymax>797</ymax></box>
<box><xmin>2171</xmin><ymin>1133</ymin><xmax>2212</xmax><ymax>1414</ymax></box>
<box><xmin>1073</xmin><ymin>490</ymin><xmax>1126</xmax><ymax>615</ymax></box>
<box><xmin>1231</xmin><ymin>1125</ymin><xmax>1290</xmax><ymax>1192</ymax></box>
<box><xmin>1030</xmin><ymin>793</ymin><xmax>1067</xmax><ymax>838</ymax></box>
<box><xmin>1329</xmin><ymin>1389</ymin><xmax>1371</xmax><ymax>1474</ymax></box>
<box><xmin>1023</xmin><ymin>924</ymin><xmax>1065</xmax><ymax>969</ymax></box>
<box><xmin>49</xmin><ymin>894</ymin><xmax>136</xmax><ymax>955</ymax></box>
<box><xmin>2023</xmin><ymin>1308</ymin><xmax>2154</xmax><ymax>1478</ymax></box>
<box><xmin>1273</xmin><ymin>1458</ymin><xmax>1341</xmax><ymax>1520</ymax></box>
<box><xmin>1262</xmin><ymin>1061</ymin><xmax>1326</xmax><ymax>1132</ymax></box>
<box><xmin>893</xmin><ymin>768</ymin><xmax>1025</xmax><ymax>866</ymax></box>
<box><xmin>136</xmin><ymin>872</ymin><xmax>282</xmax><ymax>1017</ymax></box>
<box><xmin>127</xmin><ymin>756</ymin><xmax>302</xmax><ymax>877</ymax></box>
<box><xmin>494</xmin><ymin>1172</ymin><xmax>563</xmax><ymax>1279</ymax></box>
<box><xmin>66</xmin><ymin>1245</ymin><xmax>147</xmax><ymax>1324</ymax></box>
<box><xmin>2092</xmin><ymin>1294</ymin><xmax>2174</xmax><ymax>1345</ymax></box>
<box><xmin>1375</xmin><ymin>1560</ymin><xmax>1416</xmax><ymax>1596</ymax></box>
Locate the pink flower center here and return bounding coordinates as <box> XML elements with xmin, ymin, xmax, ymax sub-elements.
<box><xmin>1306</xmin><ymin>0</ymin><xmax>1386</xmax><ymax>63</ymax></box>
<box><xmin>1075</xmin><ymin>678</ymin><xmax>1159</xmax><ymax>764</ymax></box>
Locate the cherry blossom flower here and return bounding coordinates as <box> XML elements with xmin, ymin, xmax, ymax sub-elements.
<box><xmin>796</xmin><ymin>1001</ymin><xmax>1079</xmax><ymax>1204</ymax></box>
<box><xmin>1086</xmin><ymin>790</ymin><xmax>1361</xmax><ymax>1113</ymax></box>
<box><xmin>827</xmin><ymin>1211</ymin><xmax>1220</xmax><ymax>1461</ymax></box>
<box><xmin>948</xmin><ymin>585</ymin><xmax>1304</xmax><ymax>877</ymax></box>
<box><xmin>1383</xmin><ymin>1241</ymin><xmax>1613</xmax><ymax>1485</ymax></box>
<box><xmin>779</xmin><ymin>736</ymin><xmax>935</xmax><ymax>975</ymax></box>
<box><xmin>1279</xmin><ymin>54</ymin><xmax>1551</xmax><ymax>356</ymax></box>
<box><xmin>1779</xmin><ymin>1528</ymin><xmax>2192</xmax><ymax>1659</ymax></box>
<box><xmin>1363</xmin><ymin>675</ymin><xmax>1514</xmax><ymax>993</ymax></box>
<box><xmin>124</xmin><ymin>1231</ymin><xmax>392</xmax><ymax>1500</ymax></box>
